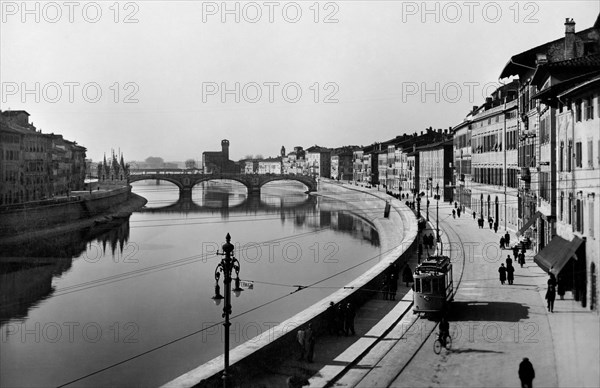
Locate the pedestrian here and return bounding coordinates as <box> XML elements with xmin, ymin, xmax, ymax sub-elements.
<box><xmin>500</xmin><ymin>236</ymin><xmax>505</xmax><ymax>249</ymax></box>
<box><xmin>518</xmin><ymin>357</ymin><xmax>535</xmax><ymax>388</ymax></box>
<box><xmin>506</xmin><ymin>255</ymin><xmax>513</xmax><ymax>268</ymax></box>
<box><xmin>504</xmin><ymin>231</ymin><xmax>511</xmax><ymax>246</ymax></box>
<box><xmin>478</xmin><ymin>218</ymin><xmax>483</xmax><ymax>228</ymax></box>
<box><xmin>304</xmin><ymin>323</ymin><xmax>315</xmax><ymax>362</ymax></box>
<box><xmin>402</xmin><ymin>264</ymin><xmax>413</xmax><ymax>287</ymax></box>
<box><xmin>494</xmin><ymin>222</ymin><xmax>498</xmax><ymax>233</ymax></box>
<box><xmin>326</xmin><ymin>302</ymin><xmax>337</xmax><ymax>335</ymax></box>
<box><xmin>473</xmin><ymin>211</ymin><xmax>476</xmax><ymax>219</ymax></box>
<box><xmin>547</xmin><ymin>273</ymin><xmax>557</xmax><ymax>288</ymax></box>
<box><xmin>498</xmin><ymin>263</ymin><xmax>507</xmax><ymax>285</ymax></box>
<box><xmin>513</xmin><ymin>245</ymin><xmax>520</xmax><ymax>260</ymax></box>
<box><xmin>452</xmin><ymin>209</ymin><xmax>456</xmax><ymax>218</ymax></box>
<box><xmin>557</xmin><ymin>274</ymin><xmax>565</xmax><ymax>300</ymax></box>
<box><xmin>518</xmin><ymin>252</ymin><xmax>525</xmax><ymax>268</ymax></box>
<box><xmin>336</xmin><ymin>304</ymin><xmax>346</xmax><ymax>336</ymax></box>
<box><xmin>457</xmin><ymin>207</ymin><xmax>461</xmax><ymax>217</ymax></box>
<box><xmin>507</xmin><ymin>264</ymin><xmax>515</xmax><ymax>285</ymax></box>
<box><xmin>296</xmin><ymin>327</ymin><xmax>305</xmax><ymax>360</ymax></box>
<box><xmin>546</xmin><ymin>284</ymin><xmax>556</xmax><ymax>312</ymax></box>
<box><xmin>489</xmin><ymin>217</ymin><xmax>493</xmax><ymax>229</ymax></box>
<box><xmin>382</xmin><ymin>276</ymin><xmax>389</xmax><ymax>300</ymax></box>
<box><xmin>389</xmin><ymin>273</ymin><xmax>398</xmax><ymax>301</ymax></box>
<box><xmin>344</xmin><ymin>302</ymin><xmax>356</xmax><ymax>336</ymax></box>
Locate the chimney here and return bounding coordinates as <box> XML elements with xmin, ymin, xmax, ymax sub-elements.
<box><xmin>438</xmin><ymin>128</ymin><xmax>442</xmax><ymax>134</ymax></box>
<box><xmin>564</xmin><ymin>18</ymin><xmax>576</xmax><ymax>60</ymax></box>
<box><xmin>472</xmin><ymin>105</ymin><xmax>478</xmax><ymax>113</ymax></box>
<box><xmin>421</xmin><ymin>131</ymin><xmax>423</xmax><ymax>136</ymax></box>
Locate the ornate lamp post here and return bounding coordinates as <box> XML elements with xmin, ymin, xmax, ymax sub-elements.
<box><xmin>434</xmin><ymin>184</ymin><xmax>442</xmax><ymax>255</ymax></box>
<box><xmin>212</xmin><ymin>233</ymin><xmax>243</xmax><ymax>388</ymax></box>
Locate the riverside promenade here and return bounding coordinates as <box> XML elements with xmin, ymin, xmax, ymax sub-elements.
<box><xmin>163</xmin><ymin>180</ymin><xmax>418</xmax><ymax>388</ymax></box>
<box><xmin>304</xmin><ymin>198</ymin><xmax>599</xmax><ymax>388</ymax></box>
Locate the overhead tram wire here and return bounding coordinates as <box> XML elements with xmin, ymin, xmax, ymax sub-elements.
<box><xmin>2</xmin><ymin>227</ymin><xmax>336</xmax><ymax>305</ymax></box>
<box><xmin>55</xmin><ymin>231</ymin><xmax>405</xmax><ymax>387</ymax></box>
<box><xmin>55</xmin><ymin>288</ymin><xmax>302</xmax><ymax>388</ymax></box>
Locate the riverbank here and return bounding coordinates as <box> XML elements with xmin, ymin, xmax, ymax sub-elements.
<box><xmin>163</xmin><ymin>181</ymin><xmax>417</xmax><ymax>388</ymax></box>
<box><xmin>0</xmin><ymin>190</ymin><xmax>147</xmax><ymax>247</ymax></box>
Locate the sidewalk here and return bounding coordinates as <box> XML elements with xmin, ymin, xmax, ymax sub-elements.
<box><xmin>389</xmin><ymin>201</ymin><xmax>600</xmax><ymax>388</ymax></box>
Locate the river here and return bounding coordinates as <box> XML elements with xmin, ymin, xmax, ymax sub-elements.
<box><xmin>0</xmin><ymin>181</ymin><xmax>381</xmax><ymax>387</ymax></box>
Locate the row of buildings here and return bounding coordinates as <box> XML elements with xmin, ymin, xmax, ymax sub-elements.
<box><xmin>453</xmin><ymin>16</ymin><xmax>600</xmax><ymax>311</ymax></box>
<box><xmin>234</xmin><ymin>15</ymin><xmax>600</xmax><ymax>312</ymax></box>
<box><xmin>0</xmin><ymin>110</ymin><xmax>87</xmax><ymax>206</ymax></box>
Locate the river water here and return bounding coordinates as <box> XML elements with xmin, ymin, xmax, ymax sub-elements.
<box><xmin>0</xmin><ymin>181</ymin><xmax>381</xmax><ymax>387</ymax></box>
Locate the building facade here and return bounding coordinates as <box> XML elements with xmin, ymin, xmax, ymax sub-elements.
<box><xmin>0</xmin><ymin>110</ymin><xmax>86</xmax><ymax>205</ymax></box>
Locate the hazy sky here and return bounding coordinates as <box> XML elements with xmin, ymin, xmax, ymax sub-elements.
<box><xmin>1</xmin><ymin>1</ymin><xmax>598</xmax><ymax>162</ymax></box>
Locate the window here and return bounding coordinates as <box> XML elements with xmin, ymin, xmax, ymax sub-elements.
<box><xmin>586</xmin><ymin>96</ymin><xmax>594</xmax><ymax>120</ymax></box>
<box><xmin>590</xmin><ymin>200</ymin><xmax>595</xmax><ymax>237</ymax></box>
<box><xmin>576</xmin><ymin>199</ymin><xmax>584</xmax><ymax>233</ymax></box>
<box><xmin>559</xmin><ymin>141</ymin><xmax>564</xmax><ymax>172</ymax></box>
<box><xmin>567</xmin><ymin>141</ymin><xmax>573</xmax><ymax>171</ymax></box>
<box><xmin>576</xmin><ymin>142</ymin><xmax>583</xmax><ymax>168</ymax></box>
<box><xmin>560</xmin><ymin>192</ymin><xmax>564</xmax><ymax>221</ymax></box>
<box><xmin>575</xmin><ymin>99</ymin><xmax>582</xmax><ymax>121</ymax></box>
<box><xmin>589</xmin><ymin>141</ymin><xmax>594</xmax><ymax>168</ymax></box>
<box><xmin>421</xmin><ymin>278</ymin><xmax>431</xmax><ymax>293</ymax></box>
<box><xmin>568</xmin><ymin>193</ymin><xmax>573</xmax><ymax>224</ymax></box>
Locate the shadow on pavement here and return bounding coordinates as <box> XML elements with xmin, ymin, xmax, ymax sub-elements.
<box><xmin>449</xmin><ymin>301</ymin><xmax>530</xmax><ymax>322</ymax></box>
<box><xmin>449</xmin><ymin>348</ymin><xmax>504</xmax><ymax>354</ymax></box>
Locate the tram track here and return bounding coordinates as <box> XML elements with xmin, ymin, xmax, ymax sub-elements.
<box><xmin>326</xmin><ymin>210</ymin><xmax>468</xmax><ymax>388</ymax></box>
<box><xmin>387</xmin><ymin>212</ymin><xmax>468</xmax><ymax>382</ymax></box>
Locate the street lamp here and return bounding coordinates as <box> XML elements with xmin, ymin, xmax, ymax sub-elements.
<box><xmin>212</xmin><ymin>233</ymin><xmax>243</xmax><ymax>388</ymax></box>
<box><xmin>434</xmin><ymin>184</ymin><xmax>442</xmax><ymax>255</ymax></box>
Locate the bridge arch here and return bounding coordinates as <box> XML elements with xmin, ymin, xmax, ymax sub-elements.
<box><xmin>189</xmin><ymin>176</ymin><xmax>252</xmax><ymax>193</ymax></box>
<box><xmin>128</xmin><ymin>175</ymin><xmax>184</xmax><ymax>191</ymax></box>
<box><xmin>258</xmin><ymin>175</ymin><xmax>317</xmax><ymax>193</ymax></box>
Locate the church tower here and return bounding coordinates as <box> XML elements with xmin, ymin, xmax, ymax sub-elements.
<box><xmin>281</xmin><ymin>145</ymin><xmax>286</xmax><ymax>157</ymax></box>
<box><xmin>221</xmin><ymin>139</ymin><xmax>230</xmax><ymax>160</ymax></box>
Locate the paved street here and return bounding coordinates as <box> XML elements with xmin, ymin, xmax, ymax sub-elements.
<box><xmin>385</xmin><ymin>201</ymin><xmax>598</xmax><ymax>388</ymax></box>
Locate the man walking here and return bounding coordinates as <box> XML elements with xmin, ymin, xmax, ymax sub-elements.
<box><xmin>304</xmin><ymin>323</ymin><xmax>315</xmax><ymax>362</ymax></box>
<box><xmin>504</xmin><ymin>231</ymin><xmax>511</xmax><ymax>247</ymax></box>
<box><xmin>507</xmin><ymin>264</ymin><xmax>515</xmax><ymax>285</ymax></box>
<box><xmin>498</xmin><ymin>264</ymin><xmax>507</xmax><ymax>285</ymax></box>
<box><xmin>518</xmin><ymin>357</ymin><xmax>535</xmax><ymax>388</ymax></box>
<box><xmin>546</xmin><ymin>284</ymin><xmax>556</xmax><ymax>313</ymax></box>
<box><xmin>344</xmin><ymin>303</ymin><xmax>356</xmax><ymax>336</ymax></box>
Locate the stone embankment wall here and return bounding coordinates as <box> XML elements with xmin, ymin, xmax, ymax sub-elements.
<box><xmin>0</xmin><ymin>187</ymin><xmax>131</xmax><ymax>237</ymax></box>
<box><xmin>164</xmin><ymin>182</ymin><xmax>418</xmax><ymax>388</ymax></box>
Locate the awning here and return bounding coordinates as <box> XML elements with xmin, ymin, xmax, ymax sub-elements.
<box><xmin>534</xmin><ymin>236</ymin><xmax>584</xmax><ymax>275</ymax></box>
<box><xmin>516</xmin><ymin>211</ymin><xmax>542</xmax><ymax>237</ymax></box>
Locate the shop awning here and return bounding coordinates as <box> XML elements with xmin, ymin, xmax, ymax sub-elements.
<box><xmin>516</xmin><ymin>211</ymin><xmax>542</xmax><ymax>237</ymax></box>
<box><xmin>534</xmin><ymin>236</ymin><xmax>584</xmax><ymax>275</ymax></box>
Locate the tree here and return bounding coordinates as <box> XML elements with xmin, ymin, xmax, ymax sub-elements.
<box><xmin>185</xmin><ymin>159</ymin><xmax>197</xmax><ymax>169</ymax></box>
<box><xmin>145</xmin><ymin>156</ymin><xmax>164</xmax><ymax>168</ymax></box>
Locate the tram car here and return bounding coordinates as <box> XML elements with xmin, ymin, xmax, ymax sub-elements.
<box><xmin>413</xmin><ymin>255</ymin><xmax>453</xmax><ymax>314</ymax></box>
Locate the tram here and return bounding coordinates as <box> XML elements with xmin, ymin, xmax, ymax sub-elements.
<box><xmin>413</xmin><ymin>255</ymin><xmax>453</xmax><ymax>314</ymax></box>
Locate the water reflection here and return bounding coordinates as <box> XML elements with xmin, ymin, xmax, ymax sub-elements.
<box><xmin>0</xmin><ymin>218</ymin><xmax>131</xmax><ymax>324</ymax></box>
<box><xmin>1</xmin><ymin>182</ymin><xmax>381</xmax><ymax>387</ymax></box>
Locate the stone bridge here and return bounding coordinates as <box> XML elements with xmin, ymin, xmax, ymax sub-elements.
<box><xmin>128</xmin><ymin>171</ymin><xmax>318</xmax><ymax>197</ymax></box>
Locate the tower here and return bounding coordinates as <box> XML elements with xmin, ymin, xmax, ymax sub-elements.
<box><xmin>281</xmin><ymin>145</ymin><xmax>286</xmax><ymax>157</ymax></box>
<box><xmin>221</xmin><ymin>139</ymin><xmax>230</xmax><ymax>161</ymax></box>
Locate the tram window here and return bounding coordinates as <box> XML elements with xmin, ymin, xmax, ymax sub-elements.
<box><xmin>432</xmin><ymin>278</ymin><xmax>440</xmax><ymax>294</ymax></box>
<box><xmin>415</xmin><ymin>279</ymin><xmax>421</xmax><ymax>292</ymax></box>
<box><xmin>421</xmin><ymin>278</ymin><xmax>431</xmax><ymax>293</ymax></box>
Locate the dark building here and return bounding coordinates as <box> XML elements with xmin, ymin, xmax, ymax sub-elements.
<box><xmin>202</xmin><ymin>139</ymin><xmax>239</xmax><ymax>174</ymax></box>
